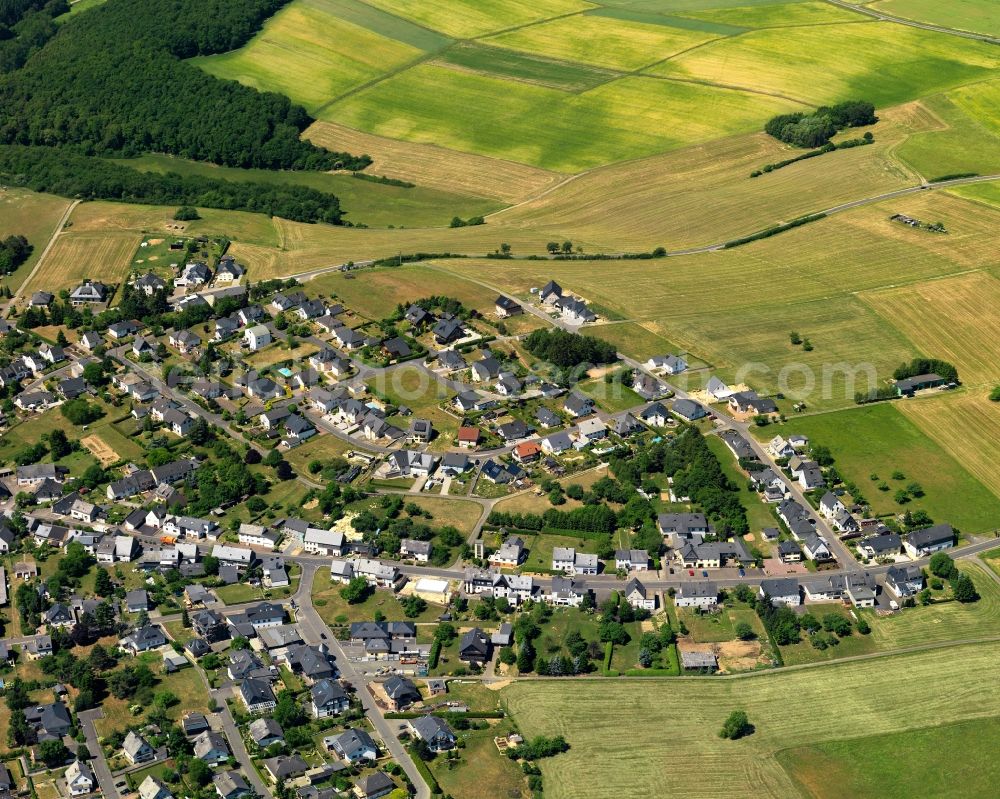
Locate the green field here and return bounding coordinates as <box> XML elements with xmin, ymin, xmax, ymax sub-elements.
<box><xmin>326</xmin><ymin>65</ymin><xmax>802</xmax><ymax>171</ymax></box>
<box><xmin>779</xmin><ymin>715</ymin><xmax>1000</xmax><ymax>799</ymax></box>
<box><xmin>312</xmin><ymin>569</ymin><xmax>443</xmax><ymax>624</ymax></box>
<box><xmin>504</xmin><ymin>642</ymin><xmax>1000</xmax><ymax>799</ymax></box>
<box><xmin>114</xmin><ymin>154</ymin><xmax>501</xmax><ymax>229</ymax></box>
<box><xmin>433</xmin><ymin>43</ymin><xmax>616</xmax><ymax>92</ymax></box>
<box><xmin>194</xmin><ymin>0</ymin><xmax>424</xmax><ymax>112</ymax></box>
<box><xmin>677</xmin><ymin>1</ymin><xmax>862</xmax><ymax>27</ymax></box>
<box><xmin>487</xmin><ymin>13</ymin><xmax>724</xmax><ymax>71</ymax></box>
<box><xmin>771</xmin><ymin>403</ymin><xmax>1000</xmax><ymax>532</ymax></box>
<box><xmin>653</xmin><ymin>22</ymin><xmax>1000</xmax><ymax>106</ymax></box>
<box><xmin>871</xmin><ymin>0</ymin><xmax>1000</xmax><ymax>37</ymax></box>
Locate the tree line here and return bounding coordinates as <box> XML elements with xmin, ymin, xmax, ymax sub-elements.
<box><xmin>0</xmin><ymin>0</ymin><xmax>369</xmax><ymax>171</ymax></box>
<box><xmin>894</xmin><ymin>357</ymin><xmax>958</xmax><ymax>384</ymax></box>
<box><xmin>764</xmin><ymin>100</ymin><xmax>876</xmax><ymax>148</ymax></box>
<box><xmin>0</xmin><ymin>145</ymin><xmax>347</xmax><ymax>224</ymax></box>
<box><xmin>0</xmin><ymin>233</ymin><xmax>31</xmax><ymax>275</ymax></box>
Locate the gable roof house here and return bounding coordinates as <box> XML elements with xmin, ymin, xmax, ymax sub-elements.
<box><xmin>904</xmin><ymin>524</ymin><xmax>955</xmax><ymax>558</ymax></box>
<box><xmin>495</xmin><ymin>295</ymin><xmax>521</xmax><ymax>317</ymax></box>
<box><xmin>885</xmin><ymin>564</ymin><xmax>925</xmax><ymax>598</ymax></box>
<box><xmin>382</xmin><ymin>675</ymin><xmax>421</xmax><ymax>711</ymax></box>
<box><xmin>213</xmin><ymin>771</ymin><xmax>252</xmax><ymax>799</ymax></box>
<box><xmin>239</xmin><ymin>677</ymin><xmax>277</xmax><ymax>714</ymax></box>
<box><xmin>121</xmin><ymin>624</ymin><xmax>167</xmax><ymax>654</ymax></box>
<box><xmin>193</xmin><ymin>730</ymin><xmax>231</xmax><ymax>764</ymax></box>
<box><xmin>623</xmin><ymin>576</ymin><xmax>656</xmax><ymax>610</ymax></box>
<box><xmin>24</xmin><ymin>700</ymin><xmax>71</xmax><ymax>741</ymax></box>
<box><xmin>122</xmin><ymin>730</ymin><xmax>155</xmax><ymax>764</ymax></box>
<box><xmin>243</xmin><ymin>325</ymin><xmax>272</xmax><ymax>352</ymax></box>
<box><xmin>759</xmin><ymin>578</ymin><xmax>801</xmax><ymax>607</ymax></box>
<box><xmin>671</xmin><ymin>398</ymin><xmax>708</xmax><ymax>421</ymax></box>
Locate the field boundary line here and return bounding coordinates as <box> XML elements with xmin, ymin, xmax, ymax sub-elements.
<box><xmin>8</xmin><ymin>198</ymin><xmax>79</xmax><ymax>316</ymax></box>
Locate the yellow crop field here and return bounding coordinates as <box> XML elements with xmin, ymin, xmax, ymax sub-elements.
<box><xmin>681</xmin><ymin>1</ymin><xmax>864</xmax><ymax>27</ymax></box>
<box><xmin>360</xmin><ymin>0</ymin><xmax>594</xmax><ymax>38</ymax></box>
<box><xmin>25</xmin><ymin>232</ymin><xmax>140</xmax><ymax>295</ymax></box>
<box><xmin>504</xmin><ymin>642</ymin><xmax>1000</xmax><ymax>799</ymax></box>
<box><xmin>948</xmin><ymin>78</ymin><xmax>1000</xmax><ymax>137</ymax></box>
<box><xmin>871</xmin><ymin>0</ymin><xmax>1000</xmax><ymax>37</ymax></box>
<box><xmin>899</xmin><ymin>388</ymin><xmax>1000</xmax><ymax>499</ymax></box>
<box><xmin>652</xmin><ymin>22</ymin><xmax>1000</xmax><ymax>106</ymax></box>
<box><xmin>493</xmin><ymin>102</ymin><xmax>927</xmax><ymax>251</ymax></box>
<box><xmin>487</xmin><ymin>14</ymin><xmax>722</xmax><ymax>71</ymax></box>
<box><xmin>862</xmin><ymin>270</ymin><xmax>1000</xmax><ymax>386</ymax></box>
<box><xmin>304</xmin><ymin>120</ymin><xmax>566</xmax><ymax>203</ymax></box>
<box><xmin>193</xmin><ymin>0</ymin><xmax>422</xmax><ymax>112</ymax></box>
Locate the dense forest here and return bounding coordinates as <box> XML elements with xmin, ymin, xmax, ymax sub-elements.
<box><xmin>0</xmin><ymin>146</ymin><xmax>346</xmax><ymax>223</ymax></box>
<box><xmin>764</xmin><ymin>100</ymin><xmax>877</xmax><ymax>148</ymax></box>
<box><xmin>0</xmin><ymin>0</ymin><xmax>66</xmax><ymax>72</ymax></box>
<box><xmin>0</xmin><ymin>0</ymin><xmax>368</xmax><ymax>171</ymax></box>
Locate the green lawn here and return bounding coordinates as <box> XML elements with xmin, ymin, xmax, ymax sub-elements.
<box><xmin>312</xmin><ymin>569</ymin><xmax>443</xmax><ymax>624</ymax></box>
<box><xmin>777</xmin><ymin>715</ymin><xmax>1000</xmax><ymax>799</ymax></box>
<box><xmin>772</xmin><ymin>403</ymin><xmax>1000</xmax><ymax>533</ymax></box>
<box><xmin>679</xmin><ymin>604</ymin><xmax>764</xmax><ymax>644</ymax></box>
<box><xmin>426</xmin><ymin>717</ymin><xmax>528</xmax><ymax>799</ymax></box>
<box><xmin>521</xmin><ymin>533</ymin><xmax>603</xmax><ymax>573</ymax></box>
<box><xmin>704</xmin><ymin>434</ymin><xmax>776</xmax><ymax>535</ymax></box>
<box><xmin>778</xmin><ymin>604</ymin><xmax>878</xmax><ymax>666</ymax></box>
<box><xmin>575</xmin><ymin>376</ymin><xmax>645</xmax><ymax>415</ymax></box>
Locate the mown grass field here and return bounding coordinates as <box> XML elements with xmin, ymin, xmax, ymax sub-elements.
<box><xmin>115</xmin><ymin>154</ymin><xmax>502</xmax><ymax>229</ymax></box>
<box><xmin>361</xmin><ymin>0</ymin><xmax>592</xmax><ymax>38</ymax></box>
<box><xmin>486</xmin><ymin>13</ymin><xmax>724</xmax><ymax>71</ymax></box>
<box><xmin>65</xmin><ymin>200</ymin><xmax>282</xmax><ymax>247</ymax></box>
<box><xmin>310</xmin><ymin>263</ymin><xmax>499</xmax><ymax>319</ymax></box>
<box><xmin>865</xmin><ymin>563</ymin><xmax>1000</xmax><ymax>649</ymax></box>
<box><xmin>304</xmin><ymin>120</ymin><xmax>565</xmax><ymax>203</ymax></box>
<box><xmin>772</xmin><ymin>402</ymin><xmax>1000</xmax><ymax>532</ymax></box>
<box><xmin>503</xmin><ymin>642</ymin><xmax>1000</xmax><ymax>799</ymax></box>
<box><xmin>194</xmin><ymin>0</ymin><xmax>424</xmax><ymax>112</ymax></box>
<box><xmin>653</xmin><ymin>22</ymin><xmax>1000</xmax><ymax>106</ymax></box>
<box><xmin>311</xmin><ymin>568</ymin><xmax>443</xmax><ymax>624</ymax></box>
<box><xmin>897</xmin><ymin>388</ymin><xmax>1000</xmax><ymax>502</ymax></box>
<box><xmin>861</xmin><ymin>270</ymin><xmax>1000</xmax><ymax>386</ymax></box>
<box><xmin>871</xmin><ymin>0</ymin><xmax>1000</xmax><ymax>37</ymax></box>
<box><xmin>778</xmin><ymin>714</ymin><xmax>1000</xmax><ymax>799</ymax></box>
<box><xmin>326</xmin><ymin>64</ymin><xmax>802</xmax><ymax>171</ymax></box>
<box><xmin>22</xmin><ymin>231</ymin><xmax>140</xmax><ymax>295</ymax></box>
<box><xmin>492</xmin><ymin>102</ymin><xmax>926</xmax><ymax>251</ymax></box>
<box><xmin>0</xmin><ymin>188</ymin><xmax>71</xmax><ymax>292</ymax></box>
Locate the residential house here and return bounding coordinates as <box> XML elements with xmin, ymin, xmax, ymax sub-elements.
<box><xmin>213</xmin><ymin>771</ymin><xmax>252</xmax><ymax>799</ymax></box>
<box><xmin>134</xmin><ymin>272</ymin><xmax>166</xmax><ymax>296</ymax></box>
<box><xmin>646</xmin><ymin>354</ymin><xmax>687</xmax><ymax>374</ymax></box>
<box><xmin>329</xmin><ymin>728</ymin><xmax>378</xmax><ymax>763</ymax></box>
<box><xmin>563</xmin><ymin>392</ymin><xmax>593</xmax><ymax>418</ymax></box>
<box><xmin>858</xmin><ymin>533</ymin><xmax>901</xmax><ymax>560</ymax></box>
<box><xmin>121</xmin><ymin>625</ymin><xmax>167</xmax><ymax>654</ymax></box>
<box><xmin>400</xmin><ymin>539</ymin><xmax>431</xmax><ymax>563</ymax></box>
<box><xmin>546</xmin><ymin>576</ymin><xmax>587</xmax><ymax>607</ymax></box>
<box><xmin>122</xmin><ymin>731</ymin><xmax>155</xmax><ymax>764</ymax></box>
<box><xmin>885</xmin><ymin>564</ymin><xmax>924</xmax><ymax>598</ymax></box>
<box><xmin>65</xmin><ymin>760</ymin><xmax>95</xmax><ymax>796</ymax></box>
<box><xmin>193</xmin><ymin>730</ymin><xmax>231</xmax><ymax>765</ymax></box>
<box><xmin>138</xmin><ymin>775</ymin><xmax>173</xmax><ymax>799</ymax></box>
<box><xmin>623</xmin><ymin>577</ymin><xmax>656</xmax><ymax>610</ymax></box>
<box><xmin>215</xmin><ymin>257</ymin><xmax>245</xmax><ymax>283</ymax></box>
<box><xmin>639</xmin><ymin>402</ymin><xmax>669</xmax><ymax>427</ymax></box>
<box><xmin>262</xmin><ymin>755</ymin><xmax>308</xmax><ymax>784</ymax></box>
<box><xmin>382</xmin><ymin>676</ymin><xmax>421</xmax><ymax>711</ymax></box>
<box><xmin>778</xmin><ymin>540</ymin><xmax>803</xmax><ymax>563</ymax></box>
<box><xmin>244</xmin><ymin>325</ymin><xmax>272</xmax><ymax>352</ymax></box>
<box><xmin>408</xmin><ymin>716</ymin><xmax>455</xmax><ymax>752</ymax></box>
<box><xmin>458</xmin><ymin>627</ymin><xmax>491</xmax><ymax>666</ymax></box>
<box><xmin>674</xmin><ymin>582</ymin><xmax>719</xmax><ymax>608</ymax></box>
<box><xmin>354</xmin><ymin>773</ymin><xmax>396</xmax><ymax>799</ymax></box>
<box><xmin>495</xmin><ymin>296</ymin><xmax>521</xmax><ymax>317</ymax></box>
<box><xmin>657</xmin><ymin>513</ymin><xmax>709</xmax><ymax>544</ymax></box>
<box><xmin>239</xmin><ymin>677</ymin><xmax>277</xmax><ymax>714</ymax></box>
<box><xmin>471</xmin><ymin>357</ymin><xmax>500</xmax><ymax>382</ymax></box>
<box><xmin>24</xmin><ymin>700</ymin><xmax>71</xmax><ymax>740</ymax></box>
<box><xmin>456</xmin><ymin>426</ymin><xmax>479</xmax><ymax>449</ymax></box>
<box><xmin>903</xmin><ymin>524</ymin><xmax>954</xmax><ymax>558</ymax></box>
<box><xmin>65</xmin><ymin>281</ymin><xmax>107</xmax><ymax>306</ymax></box>
<box><xmin>614</xmin><ymin>549</ymin><xmax>649</xmax><ymax>572</ymax></box>
<box><xmin>759</xmin><ymin>578</ymin><xmax>801</xmax><ymax>607</ymax></box>
<box><xmin>490</xmin><ymin>537</ymin><xmax>526</xmax><ymax>568</ymax></box>
<box><xmin>175</xmin><ymin>261</ymin><xmax>211</xmax><ymax>288</ymax></box>
<box><xmin>311</xmin><ymin>679</ymin><xmax>349</xmax><ymax>718</ymax></box>
<box><xmin>671</xmin><ymin>398</ymin><xmax>708</xmax><ymax>421</ymax></box>
<box><xmin>540</xmin><ymin>431</ymin><xmax>573</xmax><ymax>454</ymax></box>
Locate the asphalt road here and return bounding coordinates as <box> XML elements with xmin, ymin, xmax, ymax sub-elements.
<box><xmin>824</xmin><ymin>0</ymin><xmax>1000</xmax><ymax>43</ymax></box>
<box><xmin>293</xmin><ymin>563</ymin><xmax>431</xmax><ymax>799</ymax></box>
<box><xmin>78</xmin><ymin>708</ymin><xmax>120</xmax><ymax>799</ymax></box>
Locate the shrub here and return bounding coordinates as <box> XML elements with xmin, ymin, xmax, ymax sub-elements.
<box><xmin>719</xmin><ymin>710</ymin><xmax>754</xmax><ymax>740</ymax></box>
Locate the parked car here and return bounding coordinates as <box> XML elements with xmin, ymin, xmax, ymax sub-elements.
<box><xmin>688</xmin><ymin>569</ymin><xmax>694</xmax><ymax>576</ymax></box>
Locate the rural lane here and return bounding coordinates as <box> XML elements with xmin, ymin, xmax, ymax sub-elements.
<box><xmin>6</xmin><ymin>199</ymin><xmax>79</xmax><ymax>316</ymax></box>
<box><xmin>824</xmin><ymin>0</ymin><xmax>1000</xmax><ymax>44</ymax></box>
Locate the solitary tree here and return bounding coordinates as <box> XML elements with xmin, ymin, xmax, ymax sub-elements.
<box><xmin>719</xmin><ymin>710</ymin><xmax>754</xmax><ymax>740</ymax></box>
